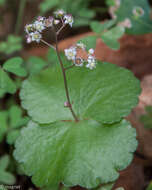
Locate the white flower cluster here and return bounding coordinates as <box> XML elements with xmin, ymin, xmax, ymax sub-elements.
<box><xmin>64</xmin><ymin>42</ymin><xmax>97</xmax><ymax>70</ymax></box>
<box><xmin>109</xmin><ymin>0</ymin><xmax>121</xmax><ymax>19</ymax></box>
<box><xmin>118</xmin><ymin>18</ymin><xmax>132</xmax><ymax>28</ymax></box>
<box><xmin>25</xmin><ymin>10</ymin><xmax>74</xmax><ymax>43</ymax></box>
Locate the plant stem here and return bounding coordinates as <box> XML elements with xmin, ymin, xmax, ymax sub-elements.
<box><xmin>57</xmin><ymin>24</ymin><xmax>66</xmax><ymax>35</ymax></box>
<box><xmin>41</xmin><ymin>39</ymin><xmax>56</xmax><ymax>50</ymax></box>
<box><xmin>53</xmin><ymin>31</ymin><xmax>79</xmax><ymax>122</ymax></box>
<box><xmin>15</xmin><ymin>0</ymin><xmax>27</xmax><ymax>35</ymax></box>
<box><xmin>65</xmin><ymin>64</ymin><xmax>75</xmax><ymax>70</ymax></box>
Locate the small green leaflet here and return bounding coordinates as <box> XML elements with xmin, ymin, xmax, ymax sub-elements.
<box><xmin>0</xmin><ymin>105</ymin><xmax>29</xmax><ymax>145</ymax></box>
<box><xmin>8</xmin><ymin>105</ymin><xmax>29</xmax><ymax>129</ymax></box>
<box><xmin>0</xmin><ymin>35</ymin><xmax>22</xmax><ymax>55</ymax></box>
<box><xmin>90</xmin><ymin>20</ymin><xmax>116</xmax><ymax>34</ymax></box>
<box><xmin>6</xmin><ymin>129</ymin><xmax>20</xmax><ymax>145</ymax></box>
<box><xmin>0</xmin><ymin>111</ymin><xmax>8</xmax><ymax>142</ymax></box>
<box><xmin>92</xmin><ymin>182</ymin><xmax>114</xmax><ymax>190</ymax></box>
<box><xmin>0</xmin><ymin>155</ymin><xmax>16</xmax><ymax>185</ymax></box>
<box><xmin>0</xmin><ymin>88</ymin><xmax>6</xmax><ymax>98</ymax></box>
<box><xmin>3</xmin><ymin>57</ymin><xmax>27</xmax><ymax>77</ymax></box>
<box><xmin>14</xmin><ymin>119</ymin><xmax>137</xmax><ymax>189</ymax></box>
<box><xmin>140</xmin><ymin>106</ymin><xmax>152</xmax><ymax>129</ymax></box>
<box><xmin>0</xmin><ymin>0</ymin><xmax>5</xmax><ymax>6</ymax></box>
<box><xmin>0</xmin><ymin>69</ymin><xmax>16</xmax><ymax>94</ymax></box>
<box><xmin>101</xmin><ymin>26</ymin><xmax>125</xmax><ymax>50</ymax></box>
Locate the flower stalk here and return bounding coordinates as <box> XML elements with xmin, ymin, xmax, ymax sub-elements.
<box><xmin>24</xmin><ymin>10</ymin><xmax>96</xmax><ymax>122</ymax></box>
<box><xmin>53</xmin><ymin>28</ymin><xmax>79</xmax><ymax>122</ymax></box>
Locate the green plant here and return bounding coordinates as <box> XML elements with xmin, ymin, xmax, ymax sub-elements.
<box><xmin>0</xmin><ymin>57</ymin><xmax>27</xmax><ymax>95</ymax></box>
<box><xmin>0</xmin><ymin>35</ymin><xmax>22</xmax><ymax>55</ymax></box>
<box><xmin>0</xmin><ymin>105</ymin><xmax>29</xmax><ymax>145</ymax></box>
<box><xmin>140</xmin><ymin>106</ymin><xmax>152</xmax><ymax>129</ymax></box>
<box><xmin>83</xmin><ymin>0</ymin><xmax>152</xmax><ymax>51</ymax></box>
<box><xmin>146</xmin><ymin>181</ymin><xmax>152</xmax><ymax>190</ymax></box>
<box><xmin>106</xmin><ymin>0</ymin><xmax>152</xmax><ymax>35</ymax></box>
<box><xmin>0</xmin><ymin>155</ymin><xmax>15</xmax><ymax>185</ymax></box>
<box><xmin>87</xmin><ymin>19</ymin><xmax>124</xmax><ymax>50</ymax></box>
<box><xmin>12</xmin><ymin>10</ymin><xmax>140</xmax><ymax>190</ymax></box>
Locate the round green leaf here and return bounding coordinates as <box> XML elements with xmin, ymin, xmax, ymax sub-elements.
<box><xmin>14</xmin><ymin>119</ymin><xmax>137</xmax><ymax>189</ymax></box>
<box><xmin>20</xmin><ymin>62</ymin><xmax>140</xmax><ymax>124</ymax></box>
<box><xmin>3</xmin><ymin>57</ymin><xmax>27</xmax><ymax>77</ymax></box>
<box><xmin>90</xmin><ymin>20</ymin><xmax>116</xmax><ymax>34</ymax></box>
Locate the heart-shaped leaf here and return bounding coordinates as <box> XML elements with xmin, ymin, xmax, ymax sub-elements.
<box><xmin>20</xmin><ymin>62</ymin><xmax>140</xmax><ymax>124</ymax></box>
<box><xmin>3</xmin><ymin>57</ymin><xmax>27</xmax><ymax>77</ymax></box>
<box><xmin>14</xmin><ymin>119</ymin><xmax>137</xmax><ymax>189</ymax></box>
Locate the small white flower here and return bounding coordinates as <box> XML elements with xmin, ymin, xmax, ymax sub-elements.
<box><xmin>37</xmin><ymin>16</ymin><xmax>45</xmax><ymax>22</ymax></box>
<box><xmin>87</xmin><ymin>55</ymin><xmax>95</xmax><ymax>62</ymax></box>
<box><xmin>74</xmin><ymin>58</ymin><xmax>84</xmax><ymax>67</ymax></box>
<box><xmin>45</xmin><ymin>16</ymin><xmax>54</xmax><ymax>27</ymax></box>
<box><xmin>118</xmin><ymin>18</ymin><xmax>132</xmax><ymax>28</ymax></box>
<box><xmin>26</xmin><ymin>35</ymin><xmax>32</xmax><ymax>43</ymax></box>
<box><xmin>34</xmin><ymin>20</ymin><xmax>45</xmax><ymax>32</ymax></box>
<box><xmin>54</xmin><ymin>9</ymin><xmax>65</xmax><ymax>17</ymax></box>
<box><xmin>133</xmin><ymin>6</ymin><xmax>144</xmax><ymax>17</ymax></box>
<box><xmin>64</xmin><ymin>46</ymin><xmax>77</xmax><ymax>61</ymax></box>
<box><xmin>54</xmin><ymin>19</ymin><xmax>60</xmax><ymax>25</ymax></box>
<box><xmin>86</xmin><ymin>62</ymin><xmax>96</xmax><ymax>70</ymax></box>
<box><xmin>76</xmin><ymin>42</ymin><xmax>86</xmax><ymax>50</ymax></box>
<box><xmin>64</xmin><ymin>14</ymin><xmax>74</xmax><ymax>27</ymax></box>
<box><xmin>86</xmin><ymin>55</ymin><xmax>97</xmax><ymax>70</ymax></box>
<box><xmin>31</xmin><ymin>31</ymin><xmax>42</xmax><ymax>43</ymax></box>
<box><xmin>25</xmin><ymin>24</ymin><xmax>35</xmax><ymax>34</ymax></box>
<box><xmin>88</xmin><ymin>48</ymin><xmax>94</xmax><ymax>55</ymax></box>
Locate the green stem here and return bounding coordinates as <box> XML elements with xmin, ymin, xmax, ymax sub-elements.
<box><xmin>15</xmin><ymin>0</ymin><xmax>26</xmax><ymax>35</ymax></box>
